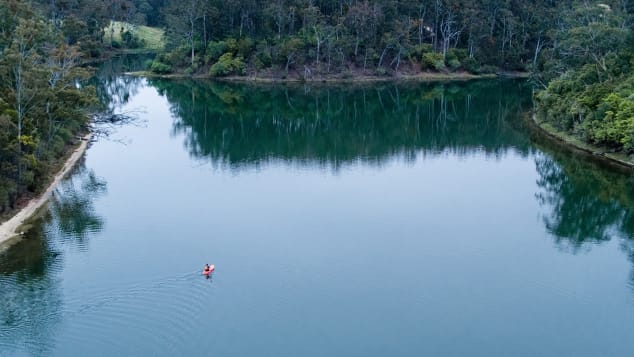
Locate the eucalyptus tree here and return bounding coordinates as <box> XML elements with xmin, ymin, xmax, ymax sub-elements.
<box><xmin>164</xmin><ymin>0</ymin><xmax>203</xmax><ymax>67</ymax></box>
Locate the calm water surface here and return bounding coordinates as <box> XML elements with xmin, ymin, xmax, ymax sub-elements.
<box><xmin>2</xmin><ymin>73</ymin><xmax>634</xmax><ymax>356</ymax></box>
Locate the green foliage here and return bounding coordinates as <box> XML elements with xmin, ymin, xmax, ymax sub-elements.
<box><xmin>150</xmin><ymin>60</ymin><xmax>172</xmax><ymax>74</ymax></box>
<box><xmin>375</xmin><ymin>67</ymin><xmax>388</xmax><ymax>76</ymax></box>
<box><xmin>238</xmin><ymin>37</ymin><xmax>255</xmax><ymax>58</ymax></box>
<box><xmin>153</xmin><ymin>0</ymin><xmax>576</xmax><ymax>76</ymax></box>
<box><xmin>448</xmin><ymin>59</ymin><xmax>461</xmax><ymax>71</ymax></box>
<box><xmin>209</xmin><ymin>53</ymin><xmax>246</xmax><ymax>77</ymax></box>
<box><xmin>588</xmin><ymin>92</ymin><xmax>634</xmax><ymax>150</ymax></box>
<box><xmin>0</xmin><ymin>1</ymin><xmax>96</xmax><ymax>213</ymax></box>
<box><xmin>410</xmin><ymin>44</ymin><xmax>433</xmax><ymax>61</ymax></box>
<box><xmin>206</xmin><ymin>41</ymin><xmax>228</xmax><ymax>63</ymax></box>
<box><xmin>446</xmin><ymin>48</ymin><xmax>467</xmax><ymax>63</ymax></box>
<box><xmin>535</xmin><ymin>1</ymin><xmax>634</xmax><ymax>153</ymax></box>
<box><xmin>422</xmin><ymin>52</ymin><xmax>445</xmax><ymax>71</ymax></box>
<box><xmin>479</xmin><ymin>65</ymin><xmax>497</xmax><ymax>74</ymax></box>
<box><xmin>463</xmin><ymin>57</ymin><xmax>480</xmax><ymax>74</ymax></box>
<box><xmin>121</xmin><ymin>30</ymin><xmax>145</xmax><ymax>49</ymax></box>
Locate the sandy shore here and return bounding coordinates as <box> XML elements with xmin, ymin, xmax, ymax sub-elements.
<box><xmin>0</xmin><ymin>133</ymin><xmax>92</xmax><ymax>248</ymax></box>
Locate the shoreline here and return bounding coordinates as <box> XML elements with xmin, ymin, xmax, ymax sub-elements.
<box><xmin>127</xmin><ymin>70</ymin><xmax>528</xmax><ymax>83</ymax></box>
<box><xmin>529</xmin><ymin>113</ymin><xmax>634</xmax><ymax>170</ymax></box>
<box><xmin>0</xmin><ymin>133</ymin><xmax>92</xmax><ymax>249</ymax></box>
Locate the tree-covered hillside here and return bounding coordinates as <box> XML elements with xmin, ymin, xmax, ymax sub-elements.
<box><xmin>149</xmin><ymin>0</ymin><xmax>565</xmax><ymax>77</ymax></box>
<box><xmin>534</xmin><ymin>1</ymin><xmax>634</xmax><ymax>154</ymax></box>
<box><xmin>0</xmin><ymin>1</ymin><xmax>98</xmax><ymax>214</ymax></box>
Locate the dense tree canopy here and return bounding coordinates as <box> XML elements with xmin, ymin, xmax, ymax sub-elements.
<box><xmin>0</xmin><ymin>0</ymin><xmax>98</xmax><ymax>214</ymax></box>
<box><xmin>149</xmin><ymin>0</ymin><xmax>570</xmax><ymax>77</ymax></box>
<box><xmin>534</xmin><ymin>1</ymin><xmax>634</xmax><ymax>153</ymax></box>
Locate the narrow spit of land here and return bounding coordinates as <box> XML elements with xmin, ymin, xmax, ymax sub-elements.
<box><xmin>530</xmin><ymin>114</ymin><xmax>634</xmax><ymax>170</ymax></box>
<box><xmin>0</xmin><ymin>134</ymin><xmax>92</xmax><ymax>249</ymax></box>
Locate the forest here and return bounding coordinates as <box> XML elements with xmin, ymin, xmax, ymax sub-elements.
<box><xmin>0</xmin><ymin>0</ymin><xmax>633</xmax><ymax>215</ymax></box>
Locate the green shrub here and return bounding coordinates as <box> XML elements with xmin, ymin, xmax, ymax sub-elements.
<box><xmin>376</xmin><ymin>66</ymin><xmax>388</xmax><ymax>76</ymax></box>
<box><xmin>165</xmin><ymin>46</ymin><xmax>189</xmax><ymax>67</ymax></box>
<box><xmin>447</xmin><ymin>48</ymin><xmax>468</xmax><ymax>62</ymax></box>
<box><xmin>448</xmin><ymin>59</ymin><xmax>461</xmax><ymax>70</ymax></box>
<box><xmin>209</xmin><ymin>53</ymin><xmax>246</xmax><ymax>76</ymax></box>
<box><xmin>410</xmin><ymin>44</ymin><xmax>433</xmax><ymax>60</ymax></box>
<box><xmin>479</xmin><ymin>65</ymin><xmax>497</xmax><ymax>74</ymax></box>
<box><xmin>422</xmin><ymin>52</ymin><xmax>445</xmax><ymax>71</ymax></box>
<box><xmin>149</xmin><ymin>60</ymin><xmax>172</xmax><ymax>74</ymax></box>
<box><xmin>256</xmin><ymin>51</ymin><xmax>272</xmax><ymax>68</ymax></box>
<box><xmin>121</xmin><ymin>30</ymin><xmax>142</xmax><ymax>48</ymax></box>
<box><xmin>584</xmin><ymin>91</ymin><xmax>634</xmax><ymax>150</ymax></box>
<box><xmin>462</xmin><ymin>57</ymin><xmax>480</xmax><ymax>73</ymax></box>
<box><xmin>238</xmin><ymin>37</ymin><xmax>255</xmax><ymax>58</ymax></box>
<box><xmin>225</xmin><ymin>38</ymin><xmax>239</xmax><ymax>53</ymax></box>
<box><xmin>206</xmin><ymin>41</ymin><xmax>227</xmax><ymax>63</ymax></box>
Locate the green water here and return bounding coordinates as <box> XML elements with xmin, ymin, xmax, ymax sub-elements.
<box><xmin>2</xmin><ymin>77</ymin><xmax>634</xmax><ymax>356</ymax></box>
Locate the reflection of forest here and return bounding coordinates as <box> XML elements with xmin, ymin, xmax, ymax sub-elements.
<box><xmin>151</xmin><ymin>79</ymin><xmax>533</xmax><ymax>169</ymax></box>
<box><xmin>91</xmin><ymin>54</ymin><xmax>150</xmax><ymax>111</ymax></box>
<box><xmin>152</xmin><ymin>76</ymin><xmax>634</xmax><ymax>289</ymax></box>
<box><xmin>0</xmin><ymin>164</ymin><xmax>105</xmax><ymax>355</ymax></box>
<box><xmin>533</xmin><ymin>133</ymin><xmax>634</xmax><ymax>287</ymax></box>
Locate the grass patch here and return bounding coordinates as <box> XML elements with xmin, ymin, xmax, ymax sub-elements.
<box><xmin>104</xmin><ymin>21</ymin><xmax>164</xmax><ymax>51</ymax></box>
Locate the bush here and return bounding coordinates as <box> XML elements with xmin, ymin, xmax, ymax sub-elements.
<box><xmin>206</xmin><ymin>41</ymin><xmax>227</xmax><ymax>63</ymax></box>
<box><xmin>376</xmin><ymin>66</ymin><xmax>388</xmax><ymax>76</ymax></box>
<box><xmin>149</xmin><ymin>60</ymin><xmax>172</xmax><ymax>74</ymax></box>
<box><xmin>209</xmin><ymin>53</ymin><xmax>246</xmax><ymax>76</ymax></box>
<box><xmin>165</xmin><ymin>46</ymin><xmax>189</xmax><ymax>68</ymax></box>
<box><xmin>448</xmin><ymin>59</ymin><xmax>461</xmax><ymax>71</ymax></box>
<box><xmin>225</xmin><ymin>38</ymin><xmax>239</xmax><ymax>53</ymax></box>
<box><xmin>446</xmin><ymin>48</ymin><xmax>468</xmax><ymax>62</ymax></box>
<box><xmin>584</xmin><ymin>90</ymin><xmax>634</xmax><ymax>150</ymax></box>
<box><xmin>121</xmin><ymin>30</ymin><xmax>143</xmax><ymax>49</ymax></box>
<box><xmin>256</xmin><ymin>51</ymin><xmax>272</xmax><ymax>68</ymax></box>
<box><xmin>462</xmin><ymin>57</ymin><xmax>480</xmax><ymax>74</ymax></box>
<box><xmin>238</xmin><ymin>37</ymin><xmax>255</xmax><ymax>58</ymax></box>
<box><xmin>422</xmin><ymin>52</ymin><xmax>445</xmax><ymax>71</ymax></box>
<box><xmin>479</xmin><ymin>65</ymin><xmax>497</xmax><ymax>74</ymax></box>
<box><xmin>410</xmin><ymin>44</ymin><xmax>433</xmax><ymax>60</ymax></box>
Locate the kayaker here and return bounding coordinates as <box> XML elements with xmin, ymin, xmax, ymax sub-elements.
<box><xmin>203</xmin><ymin>264</ymin><xmax>211</xmax><ymax>273</ymax></box>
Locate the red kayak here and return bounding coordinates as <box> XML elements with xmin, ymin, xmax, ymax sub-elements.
<box><xmin>202</xmin><ymin>265</ymin><xmax>215</xmax><ymax>275</ymax></box>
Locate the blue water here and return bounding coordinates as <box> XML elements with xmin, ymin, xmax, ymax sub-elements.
<box><xmin>2</xmin><ymin>78</ymin><xmax>634</xmax><ymax>356</ymax></box>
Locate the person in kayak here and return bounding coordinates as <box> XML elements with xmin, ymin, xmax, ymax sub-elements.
<box><xmin>203</xmin><ymin>264</ymin><xmax>211</xmax><ymax>273</ymax></box>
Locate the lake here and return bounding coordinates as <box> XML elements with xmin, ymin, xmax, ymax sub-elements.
<box><xmin>2</xmin><ymin>71</ymin><xmax>634</xmax><ymax>356</ymax></box>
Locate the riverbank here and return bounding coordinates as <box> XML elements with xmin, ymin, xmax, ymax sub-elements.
<box><xmin>0</xmin><ymin>133</ymin><xmax>92</xmax><ymax>249</ymax></box>
<box><xmin>530</xmin><ymin>113</ymin><xmax>634</xmax><ymax>170</ymax></box>
<box><xmin>128</xmin><ymin>70</ymin><xmax>528</xmax><ymax>83</ymax></box>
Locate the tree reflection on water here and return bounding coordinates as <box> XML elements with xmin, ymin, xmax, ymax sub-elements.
<box><xmin>0</xmin><ymin>163</ymin><xmax>106</xmax><ymax>355</ymax></box>
<box><xmin>154</xmin><ymin>76</ymin><xmax>634</xmax><ymax>291</ymax></box>
<box><xmin>533</xmin><ymin>134</ymin><xmax>634</xmax><ymax>288</ymax></box>
<box><xmin>152</xmin><ymin>79</ymin><xmax>534</xmax><ymax>170</ymax></box>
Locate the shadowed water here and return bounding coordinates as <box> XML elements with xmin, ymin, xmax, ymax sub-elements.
<box><xmin>2</xmin><ymin>75</ymin><xmax>634</xmax><ymax>356</ymax></box>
